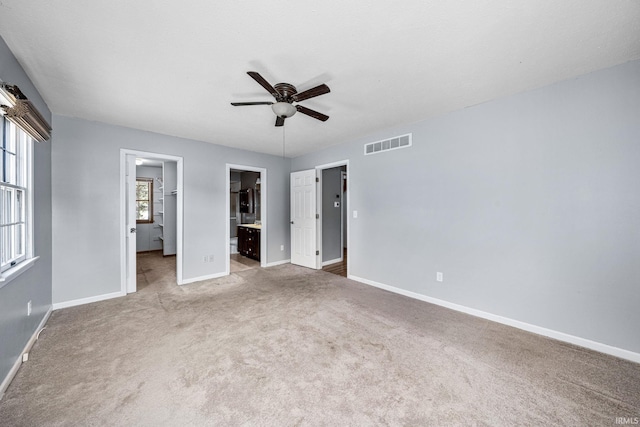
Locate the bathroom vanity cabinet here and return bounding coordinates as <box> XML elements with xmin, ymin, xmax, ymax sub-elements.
<box><xmin>237</xmin><ymin>225</ymin><xmax>260</xmax><ymax>261</ymax></box>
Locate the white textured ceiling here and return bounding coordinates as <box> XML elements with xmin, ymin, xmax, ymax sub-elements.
<box><xmin>1</xmin><ymin>1</ymin><xmax>639</xmax><ymax>157</ymax></box>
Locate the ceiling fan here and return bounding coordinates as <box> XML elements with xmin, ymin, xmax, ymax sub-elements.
<box><xmin>231</xmin><ymin>71</ymin><xmax>330</xmax><ymax>127</ymax></box>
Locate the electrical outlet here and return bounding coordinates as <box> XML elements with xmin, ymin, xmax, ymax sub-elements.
<box><xmin>280</xmin><ymin>245</ymin><xmax>284</xmax><ymax>251</ymax></box>
<box><xmin>436</xmin><ymin>272</ymin><xmax>443</xmax><ymax>282</ymax></box>
<box><xmin>353</xmin><ymin>210</ymin><xmax>358</xmax><ymax>219</ymax></box>
<box><xmin>22</xmin><ymin>353</ymin><xmax>28</xmax><ymax>362</ymax></box>
<box><xmin>208</xmin><ymin>254</ymin><xmax>214</xmax><ymax>262</ymax></box>
<box><xmin>27</xmin><ymin>300</ymin><xmax>32</xmax><ymax>316</ymax></box>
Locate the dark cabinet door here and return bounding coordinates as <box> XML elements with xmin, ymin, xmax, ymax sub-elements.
<box><xmin>246</xmin><ymin>229</ymin><xmax>254</xmax><ymax>258</ymax></box>
<box><xmin>238</xmin><ymin>226</ymin><xmax>260</xmax><ymax>261</ymax></box>
<box><xmin>254</xmin><ymin>229</ymin><xmax>260</xmax><ymax>261</ymax></box>
<box><xmin>238</xmin><ymin>226</ymin><xmax>247</xmax><ymax>255</ymax></box>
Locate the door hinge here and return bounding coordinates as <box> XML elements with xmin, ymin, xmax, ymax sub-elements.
<box><xmin>316</xmin><ymin>250</ymin><xmax>320</xmax><ymax>256</ymax></box>
<box><xmin>316</xmin><ymin>177</ymin><xmax>319</xmax><ymax>182</ymax></box>
<box><xmin>316</xmin><ymin>213</ymin><xmax>319</xmax><ymax>219</ymax></box>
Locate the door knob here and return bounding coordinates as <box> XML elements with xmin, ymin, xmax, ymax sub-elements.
<box><xmin>290</xmin><ymin>221</ymin><xmax>294</xmax><ymax>224</ymax></box>
<box><xmin>130</xmin><ymin>228</ymin><xmax>136</xmax><ymax>233</ymax></box>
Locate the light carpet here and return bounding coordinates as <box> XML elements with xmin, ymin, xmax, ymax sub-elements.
<box><xmin>1</xmin><ymin>253</ymin><xmax>638</xmax><ymax>426</ymax></box>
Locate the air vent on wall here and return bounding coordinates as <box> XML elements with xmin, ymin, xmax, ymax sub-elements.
<box><xmin>364</xmin><ymin>133</ymin><xmax>411</xmax><ymax>155</ymax></box>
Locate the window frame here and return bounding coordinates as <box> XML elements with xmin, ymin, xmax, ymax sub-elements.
<box><xmin>0</xmin><ymin>117</ymin><xmax>36</xmax><ymax>286</ymax></box>
<box><xmin>135</xmin><ymin>177</ymin><xmax>154</xmax><ymax>224</ymax></box>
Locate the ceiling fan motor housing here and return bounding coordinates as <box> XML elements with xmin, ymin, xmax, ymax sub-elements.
<box><xmin>274</xmin><ymin>83</ymin><xmax>297</xmax><ymax>102</ymax></box>
<box><xmin>272</xmin><ymin>83</ymin><xmax>298</xmax><ymax>117</ymax></box>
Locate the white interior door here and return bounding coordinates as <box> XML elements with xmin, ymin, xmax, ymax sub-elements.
<box><xmin>291</xmin><ymin>169</ymin><xmax>318</xmax><ymax>269</ymax></box>
<box><xmin>125</xmin><ymin>154</ymin><xmax>137</xmax><ymax>293</ymax></box>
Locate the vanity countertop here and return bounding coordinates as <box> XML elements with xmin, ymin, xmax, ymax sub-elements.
<box><xmin>239</xmin><ymin>223</ymin><xmax>262</xmax><ymax>230</ymax></box>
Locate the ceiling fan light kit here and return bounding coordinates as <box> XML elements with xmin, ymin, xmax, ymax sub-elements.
<box><xmin>272</xmin><ymin>102</ymin><xmax>296</xmax><ymax>118</ymax></box>
<box><xmin>231</xmin><ymin>71</ymin><xmax>330</xmax><ymax>127</ymax></box>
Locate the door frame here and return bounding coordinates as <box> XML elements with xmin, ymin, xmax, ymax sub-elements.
<box><xmin>315</xmin><ymin>160</ymin><xmax>349</xmax><ymax>274</ymax></box>
<box><xmin>120</xmin><ymin>149</ymin><xmax>184</xmax><ymax>293</ymax></box>
<box><xmin>226</xmin><ymin>164</ymin><xmax>268</xmax><ymax>275</ymax></box>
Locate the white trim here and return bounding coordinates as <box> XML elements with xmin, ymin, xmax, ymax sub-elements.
<box><xmin>176</xmin><ymin>159</ymin><xmax>184</xmax><ymax>284</ymax></box>
<box><xmin>26</xmin><ymin>134</ymin><xmax>34</xmax><ymax>259</ymax></box>
<box><xmin>314</xmin><ymin>160</ymin><xmax>349</xmax><ymax>275</ymax></box>
<box><xmin>0</xmin><ymin>306</ymin><xmax>52</xmax><ymax>400</ymax></box>
<box><xmin>314</xmin><ymin>159</ymin><xmax>351</xmax><ymax>170</ymax></box>
<box><xmin>120</xmin><ymin>149</ymin><xmax>184</xmax><ymax>293</ymax></box>
<box><xmin>348</xmin><ymin>275</ymin><xmax>640</xmax><ymax>364</ymax></box>
<box><xmin>0</xmin><ymin>256</ymin><xmax>39</xmax><ymax>288</ymax></box>
<box><xmin>226</xmin><ymin>164</ymin><xmax>268</xmax><ymax>276</ymax></box>
<box><xmin>322</xmin><ymin>258</ymin><xmax>342</xmax><ymax>267</ymax></box>
<box><xmin>265</xmin><ymin>259</ymin><xmax>290</xmax><ymax>267</ymax></box>
<box><xmin>180</xmin><ymin>271</ymin><xmax>227</xmax><ymax>285</ymax></box>
<box><xmin>315</xmin><ymin>169</ymin><xmax>322</xmax><ymax>269</ymax></box>
<box><xmin>0</xmin><ymin>125</ymin><xmax>34</xmax><ymax>276</ymax></box>
<box><xmin>52</xmin><ymin>290</ymin><xmax>125</xmax><ymax>310</ymax></box>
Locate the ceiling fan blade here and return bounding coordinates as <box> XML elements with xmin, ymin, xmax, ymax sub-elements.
<box><xmin>275</xmin><ymin>116</ymin><xmax>285</xmax><ymax>127</ymax></box>
<box><xmin>247</xmin><ymin>71</ymin><xmax>279</xmax><ymax>98</ymax></box>
<box><xmin>295</xmin><ymin>105</ymin><xmax>329</xmax><ymax>122</ymax></box>
<box><xmin>292</xmin><ymin>84</ymin><xmax>330</xmax><ymax>102</ymax></box>
<box><xmin>231</xmin><ymin>102</ymin><xmax>273</xmax><ymax>106</ymax></box>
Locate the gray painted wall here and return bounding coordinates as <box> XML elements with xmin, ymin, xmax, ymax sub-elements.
<box><xmin>293</xmin><ymin>60</ymin><xmax>640</xmax><ymax>354</ymax></box>
<box><xmin>0</xmin><ymin>36</ymin><xmax>53</xmax><ymax>383</ymax></box>
<box><xmin>51</xmin><ymin>116</ymin><xmax>291</xmax><ymax>304</ymax></box>
<box><xmin>322</xmin><ymin>167</ymin><xmax>343</xmax><ymax>262</ymax></box>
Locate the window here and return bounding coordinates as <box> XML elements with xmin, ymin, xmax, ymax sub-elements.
<box><xmin>1</xmin><ymin>118</ymin><xmax>32</xmax><ymax>274</ymax></box>
<box><xmin>136</xmin><ymin>178</ymin><xmax>153</xmax><ymax>223</ymax></box>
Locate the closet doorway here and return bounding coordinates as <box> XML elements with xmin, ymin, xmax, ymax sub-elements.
<box><xmin>120</xmin><ymin>149</ymin><xmax>183</xmax><ymax>293</ymax></box>
<box><xmin>316</xmin><ymin>161</ymin><xmax>349</xmax><ymax>277</ymax></box>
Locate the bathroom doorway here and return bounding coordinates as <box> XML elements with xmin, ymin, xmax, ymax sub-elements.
<box><xmin>226</xmin><ymin>164</ymin><xmax>267</xmax><ymax>275</ymax></box>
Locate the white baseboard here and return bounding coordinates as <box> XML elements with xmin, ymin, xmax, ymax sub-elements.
<box><xmin>0</xmin><ymin>306</ymin><xmax>52</xmax><ymax>400</ymax></box>
<box><xmin>179</xmin><ymin>271</ymin><xmax>227</xmax><ymax>285</ymax></box>
<box><xmin>52</xmin><ymin>291</ymin><xmax>125</xmax><ymax>310</ymax></box>
<box><xmin>348</xmin><ymin>274</ymin><xmax>640</xmax><ymax>364</ymax></box>
<box><xmin>177</xmin><ymin>260</ymin><xmax>292</xmax><ymax>284</ymax></box>
<box><xmin>265</xmin><ymin>259</ymin><xmax>291</xmax><ymax>267</ymax></box>
<box><xmin>322</xmin><ymin>257</ymin><xmax>342</xmax><ymax>267</ymax></box>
